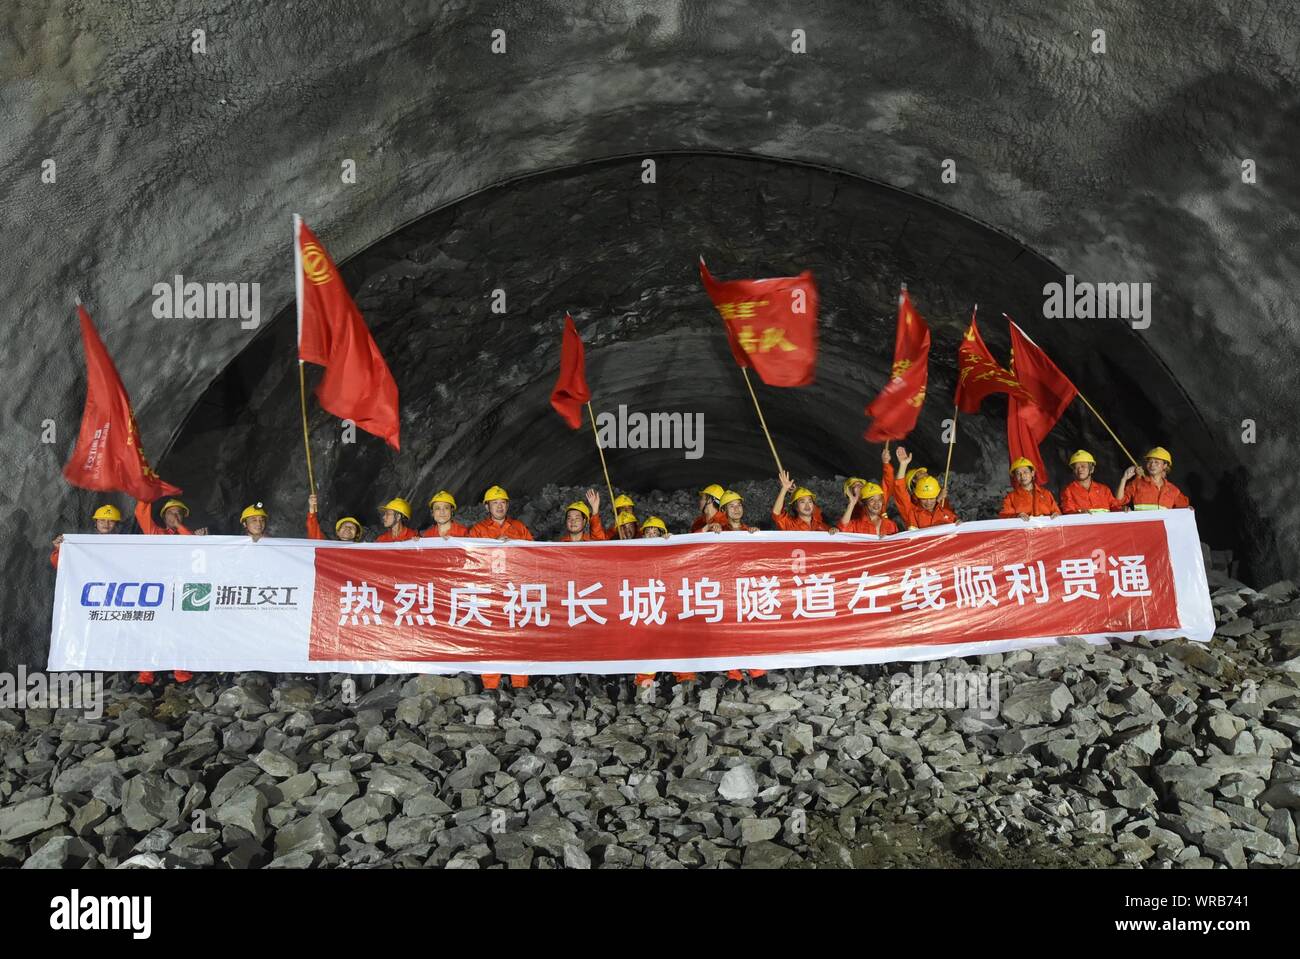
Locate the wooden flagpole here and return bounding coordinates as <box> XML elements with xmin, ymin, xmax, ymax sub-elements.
<box><xmin>940</xmin><ymin>403</ymin><xmax>958</xmax><ymax>503</ymax></box>
<box><xmin>741</xmin><ymin>367</ymin><xmax>784</xmax><ymax>474</ymax></box>
<box><xmin>587</xmin><ymin>402</ymin><xmax>625</xmax><ymax>539</ymax></box>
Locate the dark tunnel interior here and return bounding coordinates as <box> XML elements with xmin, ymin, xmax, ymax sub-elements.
<box><xmin>155</xmin><ymin>153</ymin><xmax>1263</xmax><ymax>575</ymax></box>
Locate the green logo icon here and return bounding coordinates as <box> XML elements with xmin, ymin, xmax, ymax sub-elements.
<box><xmin>182</xmin><ymin>582</ymin><xmax>212</xmax><ymax>611</ymax></box>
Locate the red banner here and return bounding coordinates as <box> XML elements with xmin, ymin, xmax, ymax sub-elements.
<box><xmin>864</xmin><ymin>286</ymin><xmax>930</xmax><ymax>441</ymax></box>
<box><xmin>63</xmin><ymin>304</ymin><xmax>182</xmax><ymax>502</ymax></box>
<box><xmin>549</xmin><ymin>313</ymin><xmax>591</xmax><ymax>429</ymax></box>
<box><xmin>309</xmin><ymin>518</ymin><xmax>1181</xmax><ymax>668</ymax></box>
<box><xmin>699</xmin><ymin>259</ymin><xmax>819</xmax><ymax>387</ymax></box>
<box><xmin>295</xmin><ymin>215</ymin><xmax>401</xmax><ymax>450</ymax></box>
<box><xmin>1007</xmin><ymin>318</ymin><xmax>1079</xmax><ymax>479</ymax></box>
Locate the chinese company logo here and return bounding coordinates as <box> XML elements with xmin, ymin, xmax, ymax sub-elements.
<box><xmin>180</xmin><ymin>584</ymin><xmax>300</xmax><ymax>611</ymax></box>
<box><xmin>182</xmin><ymin>582</ymin><xmax>212</xmax><ymax>611</ymax></box>
<box><xmin>80</xmin><ymin>582</ymin><xmax>165</xmax><ymax>608</ymax></box>
<box><xmin>301</xmin><ymin>243</ymin><xmax>332</xmax><ymax>284</ymax></box>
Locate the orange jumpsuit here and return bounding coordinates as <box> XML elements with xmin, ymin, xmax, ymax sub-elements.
<box><xmin>1116</xmin><ymin>476</ymin><xmax>1189</xmax><ymax>510</ymax></box>
<box><xmin>891</xmin><ymin>476</ymin><xmax>957</xmax><ymax>529</ymax></box>
<box><xmin>771</xmin><ymin>512</ymin><xmax>831</xmax><ymax>532</ymax></box>
<box><xmin>306</xmin><ymin>513</ymin><xmax>325</xmax><ymax>540</ymax></box>
<box><xmin>375</xmin><ymin>526</ymin><xmax>420</xmax><ymax>543</ymax></box>
<box><xmin>468</xmin><ymin>517</ymin><xmax>534</xmax><ymax>541</ymax></box>
<box><xmin>998</xmin><ymin>486</ymin><xmax>1061</xmax><ymax>518</ymax></box>
<box><xmin>840</xmin><ymin>514</ymin><xmax>899</xmax><ymax>536</ymax></box>
<box><xmin>690</xmin><ymin>510</ymin><xmax>719</xmax><ymax>533</ymax></box>
<box><xmin>468</xmin><ymin>516</ymin><xmax>534</xmax><ymax>688</ymax></box>
<box><xmin>421</xmin><ymin>522</ymin><xmax>470</xmax><ymax>538</ymax></box>
<box><xmin>1060</xmin><ymin>481</ymin><xmax>1119</xmax><ymax>515</ymax></box>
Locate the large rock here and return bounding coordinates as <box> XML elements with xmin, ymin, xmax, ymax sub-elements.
<box><xmin>214</xmin><ymin>785</ymin><xmax>269</xmax><ymax>842</ymax></box>
<box><xmin>0</xmin><ymin>796</ymin><xmax>68</xmax><ymax>842</ymax></box>
<box><xmin>1001</xmin><ymin>681</ymin><xmax>1074</xmax><ymax>725</ymax></box>
<box><xmin>718</xmin><ymin>765</ymin><xmax>760</xmax><ymax>802</ymax></box>
<box><xmin>275</xmin><ymin>814</ymin><xmax>339</xmax><ymax>858</ymax></box>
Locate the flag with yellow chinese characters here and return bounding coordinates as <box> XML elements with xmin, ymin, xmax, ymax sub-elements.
<box><xmin>863</xmin><ymin>285</ymin><xmax>930</xmax><ymax>441</ymax></box>
<box><xmin>954</xmin><ymin>308</ymin><xmax>1031</xmax><ymax>414</ymax></box>
<box><xmin>699</xmin><ymin>258</ymin><xmax>818</xmax><ymax>387</ymax></box>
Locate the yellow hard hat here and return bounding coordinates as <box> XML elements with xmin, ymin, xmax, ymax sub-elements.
<box><xmin>612</xmin><ymin>494</ymin><xmax>634</xmax><ymax>510</ymax></box>
<box><xmin>379</xmin><ymin>498</ymin><xmax>412</xmax><ymax>520</ymax></box>
<box><xmin>335</xmin><ymin>516</ymin><xmax>363</xmax><ymax>536</ymax></box>
<box><xmin>1145</xmin><ymin>447</ymin><xmax>1172</xmax><ymax>466</ymax></box>
<box><xmin>428</xmin><ymin>490</ymin><xmax>457</xmax><ymax>510</ymax></box>
<box><xmin>160</xmin><ymin>498</ymin><xmax>190</xmax><ymax>518</ymax></box>
<box><xmin>564</xmin><ymin>501</ymin><xmax>591</xmax><ymax>520</ymax></box>
<box><xmin>791</xmin><ymin>487</ymin><xmax>816</xmax><ymax>503</ymax></box>
<box><xmin>914</xmin><ymin>476</ymin><xmax>942</xmax><ymax>499</ymax></box>
<box><xmin>240</xmin><ymin>503</ymin><xmax>269</xmax><ymax>523</ymax></box>
<box><xmin>842</xmin><ymin>476</ymin><xmax>869</xmax><ymax>497</ymax></box>
<box><xmin>904</xmin><ymin>468</ymin><xmax>929</xmax><ymax>490</ymax></box>
<box><xmin>718</xmin><ymin>490</ymin><xmax>744</xmax><ymax>509</ymax></box>
<box><xmin>1068</xmin><ymin>450</ymin><xmax>1097</xmax><ymax>466</ymax></box>
<box><xmin>92</xmin><ymin>504</ymin><xmax>122</xmax><ymax>522</ymax></box>
<box><xmin>616</xmin><ymin>511</ymin><xmax>638</xmax><ymax>526</ymax></box>
<box><xmin>641</xmin><ymin>516</ymin><xmax>667</xmax><ymax>534</ymax></box>
<box><xmin>859</xmin><ymin>482</ymin><xmax>885</xmax><ymax>499</ymax></box>
<box><xmin>699</xmin><ymin>484</ymin><xmax>724</xmax><ymax>501</ymax></box>
<box><xmin>1009</xmin><ymin>457</ymin><xmax>1035</xmax><ymax>473</ymax></box>
<box><xmin>483</xmin><ymin>485</ymin><xmax>509</xmax><ymax>503</ymax></box>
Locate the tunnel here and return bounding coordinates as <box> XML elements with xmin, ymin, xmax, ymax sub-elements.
<box><xmin>160</xmin><ymin>151</ymin><xmax>1251</xmax><ymax>559</ymax></box>
<box><xmin>6</xmin><ymin>2</ymin><xmax>1298</xmax><ymax>671</ymax></box>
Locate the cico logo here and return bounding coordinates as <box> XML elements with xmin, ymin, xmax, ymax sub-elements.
<box><xmin>80</xmin><ymin>582</ymin><xmax>165</xmax><ymax>608</ymax></box>
<box><xmin>182</xmin><ymin>583</ymin><xmax>212</xmax><ymax>611</ymax></box>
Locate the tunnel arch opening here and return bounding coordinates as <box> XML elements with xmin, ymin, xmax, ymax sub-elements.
<box><xmin>158</xmin><ymin>151</ymin><xmax>1255</xmax><ymax>576</ymax></box>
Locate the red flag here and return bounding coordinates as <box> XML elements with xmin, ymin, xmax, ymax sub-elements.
<box><xmin>63</xmin><ymin>304</ymin><xmax>182</xmax><ymax>501</ymax></box>
<box><xmin>699</xmin><ymin>258</ymin><xmax>818</xmax><ymax>387</ymax></box>
<box><xmin>295</xmin><ymin>216</ymin><xmax>401</xmax><ymax>450</ymax></box>
<box><xmin>864</xmin><ymin>286</ymin><xmax>931</xmax><ymax>441</ymax></box>
<box><xmin>549</xmin><ymin>313</ymin><xmax>591</xmax><ymax>429</ymax></box>
<box><xmin>954</xmin><ymin>308</ymin><xmax>1032</xmax><ymax>413</ymax></box>
<box><xmin>1006</xmin><ymin>318</ymin><xmax>1078</xmax><ymax>478</ymax></box>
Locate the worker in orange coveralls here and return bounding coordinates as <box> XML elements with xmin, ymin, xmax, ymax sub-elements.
<box><xmin>838</xmin><ymin>481</ymin><xmax>899</xmax><ymax>538</ymax></box>
<box><xmin>843</xmin><ymin>447</ymin><xmax>895</xmax><ymax>522</ymax></box>
<box><xmin>135</xmin><ymin>497</ymin><xmax>207</xmax><ymax>536</ymax></box>
<box><xmin>556</xmin><ymin>490</ymin><xmax>608</xmax><ymax>541</ymax></box>
<box><xmin>468</xmin><ymin>486</ymin><xmax>533</xmax><ymax>542</ymax></box>
<box><xmin>702</xmin><ymin>490</ymin><xmax>760</xmax><ymax>533</ymax></box>
<box><xmin>306</xmin><ymin>494</ymin><xmax>364</xmax><ymax>541</ymax></box>
<box><xmin>421</xmin><ymin>490</ymin><xmax>469</xmax><ymax>539</ymax></box>
<box><xmin>1115</xmin><ymin>447</ymin><xmax>1191</xmax><ymax>511</ymax></box>
<box><xmin>50</xmin><ymin>504</ymin><xmax>122</xmax><ymax>569</ymax></box>
<box><xmin>1059</xmin><ymin>450</ymin><xmax>1120</xmax><ymax>515</ymax></box>
<box><xmin>469</xmin><ymin>485</ymin><xmax>533</xmax><ymax>692</ymax></box>
<box><xmin>892</xmin><ymin>447</ymin><xmax>958</xmax><ymax>529</ymax></box>
<box><xmin>690</xmin><ymin>484</ymin><xmax>725</xmax><ymax>532</ymax></box>
<box><xmin>770</xmin><ymin>470</ymin><xmax>834</xmax><ymax>532</ymax></box>
<box><xmin>374</xmin><ymin>498</ymin><xmax>420</xmax><ymax>542</ymax></box>
<box><xmin>999</xmin><ymin>458</ymin><xmax>1061</xmax><ymax>519</ymax></box>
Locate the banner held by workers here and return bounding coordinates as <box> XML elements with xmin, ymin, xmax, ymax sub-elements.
<box><xmin>49</xmin><ymin>512</ymin><xmax>1211</xmax><ymax>675</ymax></box>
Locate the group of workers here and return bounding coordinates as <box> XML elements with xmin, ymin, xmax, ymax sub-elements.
<box><xmin>51</xmin><ymin>443</ymin><xmax>1189</xmax><ymax>694</ymax></box>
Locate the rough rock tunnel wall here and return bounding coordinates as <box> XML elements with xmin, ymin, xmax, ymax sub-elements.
<box><xmin>2</xmin><ymin>1</ymin><xmax>1298</xmax><ymax>669</ymax></box>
